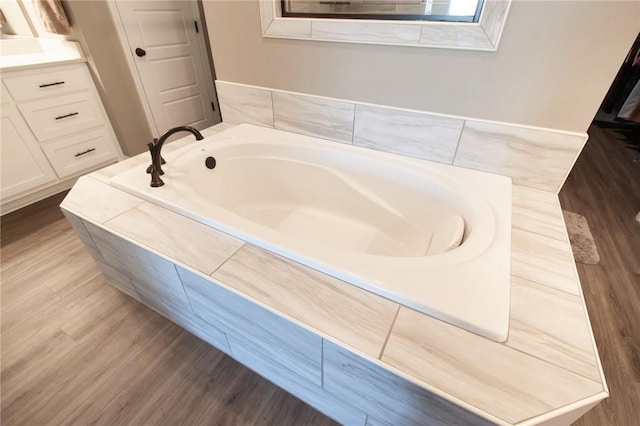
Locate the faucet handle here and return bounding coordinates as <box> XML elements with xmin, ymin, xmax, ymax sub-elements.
<box><xmin>148</xmin><ymin>138</ymin><xmax>166</xmax><ymax>165</ymax></box>
<box><xmin>146</xmin><ymin>141</ymin><xmax>156</xmax><ymax>174</ymax></box>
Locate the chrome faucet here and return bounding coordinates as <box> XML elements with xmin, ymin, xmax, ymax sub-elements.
<box><xmin>147</xmin><ymin>126</ymin><xmax>203</xmax><ymax>187</ymax></box>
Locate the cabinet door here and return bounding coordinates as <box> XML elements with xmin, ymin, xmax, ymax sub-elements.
<box><xmin>1</xmin><ymin>104</ymin><xmax>56</xmax><ymax>200</ymax></box>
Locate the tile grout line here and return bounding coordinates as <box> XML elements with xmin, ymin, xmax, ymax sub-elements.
<box><xmin>320</xmin><ymin>338</ymin><xmax>324</xmax><ymax>388</ymax></box>
<box><xmin>513</xmin><ymin>390</ymin><xmax>609</xmax><ymax>426</ymax></box>
<box><xmin>99</xmin><ymin>199</ymin><xmax>145</xmax><ymax>227</ymax></box>
<box><xmin>512</xmin><ymin>273</ymin><xmax>581</xmax><ymax>299</ymax></box>
<box><xmin>208</xmin><ymin>243</ymin><xmax>246</xmax><ymax>277</ymax></box>
<box><xmin>511</xmin><ymin>269</ymin><xmax>580</xmax><ymax>298</ymax></box>
<box><xmin>503</xmin><ymin>339</ymin><xmax>603</xmax><ymax>385</ymax></box>
<box><xmin>270</xmin><ymin>90</ymin><xmax>276</xmax><ymax>128</ymax></box>
<box><xmin>378</xmin><ymin>305</ymin><xmax>401</xmax><ymax>360</ymax></box>
<box><xmin>451</xmin><ymin>120</ymin><xmax>466</xmax><ymax>164</ymax></box>
<box><xmin>224</xmin><ymin>333</ymin><xmax>235</xmax><ymax>357</ymax></box>
<box><xmin>350</xmin><ymin>103</ymin><xmax>357</xmax><ymax>145</ymax></box>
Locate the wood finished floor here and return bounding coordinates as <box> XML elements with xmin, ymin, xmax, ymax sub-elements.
<box><xmin>1</xmin><ymin>123</ymin><xmax>638</xmax><ymax>425</ymax></box>
<box><xmin>559</xmin><ymin>125</ymin><xmax>640</xmax><ymax>426</ymax></box>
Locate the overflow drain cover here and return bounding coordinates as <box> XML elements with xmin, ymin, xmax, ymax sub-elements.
<box><xmin>205</xmin><ymin>156</ymin><xmax>216</xmax><ymax>169</ymax></box>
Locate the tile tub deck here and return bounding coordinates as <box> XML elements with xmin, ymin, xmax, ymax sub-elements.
<box><xmin>61</xmin><ymin>122</ymin><xmax>607</xmax><ymax>425</ymax></box>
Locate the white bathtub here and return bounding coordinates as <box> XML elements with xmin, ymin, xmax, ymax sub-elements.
<box><xmin>111</xmin><ymin>124</ymin><xmax>512</xmax><ymax>341</ymax></box>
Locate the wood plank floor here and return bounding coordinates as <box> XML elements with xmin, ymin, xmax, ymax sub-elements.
<box><xmin>559</xmin><ymin>124</ymin><xmax>640</xmax><ymax>426</ymax></box>
<box><xmin>1</xmin><ymin>123</ymin><xmax>638</xmax><ymax>425</ymax></box>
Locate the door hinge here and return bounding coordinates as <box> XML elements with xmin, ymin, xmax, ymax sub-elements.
<box><xmin>194</xmin><ymin>20</ymin><xmax>199</xmax><ymax>33</ymax></box>
<box><xmin>211</xmin><ymin>102</ymin><xmax>215</xmax><ymax>111</ymax></box>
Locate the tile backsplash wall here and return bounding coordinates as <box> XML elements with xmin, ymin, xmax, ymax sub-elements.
<box><xmin>273</xmin><ymin>91</ymin><xmax>355</xmax><ymax>143</ymax></box>
<box><xmin>353</xmin><ymin>104</ymin><xmax>463</xmax><ymax>165</ymax></box>
<box><xmin>215</xmin><ymin>80</ymin><xmax>587</xmax><ymax>193</ymax></box>
<box><xmin>215</xmin><ymin>82</ymin><xmax>273</xmax><ymax>127</ymax></box>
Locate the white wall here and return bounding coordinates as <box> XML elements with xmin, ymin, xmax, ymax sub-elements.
<box><xmin>202</xmin><ymin>0</ymin><xmax>639</xmax><ymax>133</ymax></box>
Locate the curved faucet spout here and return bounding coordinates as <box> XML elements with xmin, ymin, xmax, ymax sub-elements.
<box><xmin>148</xmin><ymin>126</ymin><xmax>204</xmax><ymax>187</ymax></box>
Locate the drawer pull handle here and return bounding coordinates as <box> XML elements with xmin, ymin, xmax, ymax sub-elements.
<box><xmin>55</xmin><ymin>112</ymin><xmax>79</xmax><ymax>120</ymax></box>
<box><xmin>39</xmin><ymin>81</ymin><xmax>65</xmax><ymax>88</ymax></box>
<box><xmin>74</xmin><ymin>148</ymin><xmax>96</xmax><ymax>157</ymax></box>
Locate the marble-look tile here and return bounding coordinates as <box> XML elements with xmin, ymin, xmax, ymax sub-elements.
<box><xmin>83</xmin><ymin>219</ymin><xmax>185</xmax><ymax>304</ymax></box>
<box><xmin>264</xmin><ymin>18</ymin><xmax>311</xmax><ymax>38</ymax></box>
<box><xmin>137</xmin><ymin>280</ymin><xmax>232</xmax><ymax>357</ymax></box>
<box><xmin>364</xmin><ymin>415</ymin><xmax>387</xmax><ymax>426</ymax></box>
<box><xmin>273</xmin><ymin>91</ymin><xmax>355</xmax><ymax>143</ymax></box>
<box><xmin>215</xmin><ymin>81</ymin><xmax>274</xmax><ymax>128</ymax></box>
<box><xmin>420</xmin><ymin>25</ymin><xmax>493</xmax><ymax>49</ymax></box>
<box><xmin>60</xmin><ymin>176</ymin><xmax>143</xmax><ymax>223</ymax></box>
<box><xmin>353</xmin><ymin>104</ymin><xmax>463</xmax><ymax>164</ymax></box>
<box><xmin>382</xmin><ymin>308</ymin><xmax>603</xmax><ymax>424</ymax></box>
<box><xmin>105</xmin><ymin>202</ymin><xmax>244</xmax><ymax>275</ymax></box>
<box><xmin>84</xmin><ymin>218</ymin><xmax>232</xmax><ymax>354</ymax></box>
<box><xmin>178</xmin><ymin>266</ymin><xmax>323</xmax><ymax>386</ymax></box>
<box><xmin>62</xmin><ymin>210</ymin><xmax>105</xmax><ymax>262</ymax></box>
<box><xmin>258</xmin><ymin>0</ymin><xmax>275</xmax><ymax>33</ymax></box>
<box><xmin>323</xmin><ymin>341</ymin><xmax>496</xmax><ymax>426</ymax></box>
<box><xmin>228</xmin><ymin>334</ymin><xmax>367</xmax><ymax>426</ymax></box>
<box><xmin>454</xmin><ymin>121</ymin><xmax>586</xmax><ymax>192</ymax></box>
<box><xmin>507</xmin><ymin>276</ymin><xmax>600</xmax><ymax>382</ymax></box>
<box><xmin>521</xmin><ymin>398</ymin><xmax>603</xmax><ymax>426</ymax></box>
<box><xmin>87</xmin><ymin>220</ymin><xmax>231</xmax><ymax>352</ymax></box>
<box><xmin>312</xmin><ymin>21</ymin><xmax>422</xmax><ymax>44</ymax></box>
<box><xmin>92</xmin><ymin>257</ymin><xmax>141</xmax><ymax>301</ymax></box>
<box><xmin>212</xmin><ymin>244</ymin><xmax>398</xmax><ymax>358</ymax></box>
<box><xmin>180</xmin><ymin>316</ymin><xmax>232</xmax><ymax>356</ymax></box>
<box><xmin>511</xmin><ymin>227</ymin><xmax>580</xmax><ymax>295</ymax></box>
<box><xmin>512</xmin><ymin>185</ymin><xmax>569</xmax><ymax>242</ymax></box>
<box><xmin>260</xmin><ymin>1</ymin><xmax>507</xmax><ymax>50</ymax></box>
<box><xmin>480</xmin><ymin>0</ymin><xmax>510</xmax><ymax>44</ymax></box>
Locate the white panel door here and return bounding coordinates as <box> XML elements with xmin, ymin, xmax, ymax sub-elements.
<box><xmin>115</xmin><ymin>1</ymin><xmax>216</xmax><ymax>135</ymax></box>
<box><xmin>1</xmin><ymin>104</ymin><xmax>57</xmax><ymax>200</ymax></box>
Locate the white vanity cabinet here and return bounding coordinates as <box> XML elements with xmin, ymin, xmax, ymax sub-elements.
<box><xmin>1</xmin><ymin>62</ymin><xmax>123</xmax><ymax>213</ymax></box>
<box><xmin>1</xmin><ymin>100</ymin><xmax>57</xmax><ymax>199</ymax></box>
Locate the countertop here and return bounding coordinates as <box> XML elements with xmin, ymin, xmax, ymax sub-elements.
<box><xmin>0</xmin><ymin>38</ymin><xmax>85</xmax><ymax>71</ymax></box>
<box><xmin>61</xmin><ymin>122</ymin><xmax>607</xmax><ymax>425</ymax></box>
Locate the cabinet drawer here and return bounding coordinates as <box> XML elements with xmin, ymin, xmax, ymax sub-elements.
<box><xmin>3</xmin><ymin>65</ymin><xmax>90</xmax><ymax>101</ymax></box>
<box><xmin>19</xmin><ymin>91</ymin><xmax>104</xmax><ymax>141</ymax></box>
<box><xmin>41</xmin><ymin>129</ymin><xmax>117</xmax><ymax>178</ymax></box>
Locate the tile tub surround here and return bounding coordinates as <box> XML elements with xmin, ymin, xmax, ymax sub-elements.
<box><xmin>215</xmin><ymin>80</ymin><xmax>587</xmax><ymax>193</ymax></box>
<box><xmin>60</xmin><ymin>124</ymin><xmax>607</xmax><ymax>425</ymax></box>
